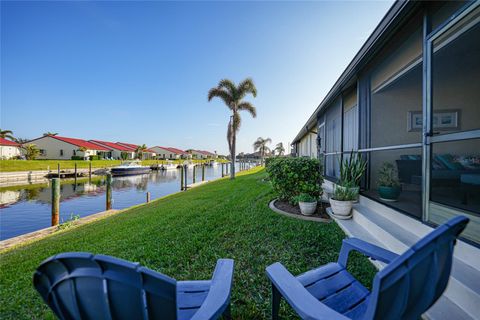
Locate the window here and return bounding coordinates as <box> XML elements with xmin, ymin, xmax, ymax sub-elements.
<box><xmin>325</xmin><ymin>98</ymin><xmax>342</xmax><ymax>179</ymax></box>
<box><xmin>73</xmin><ymin>150</ymin><xmax>76</xmax><ymax>156</ymax></box>
<box><xmin>370</xmin><ymin>19</ymin><xmax>423</xmax><ymax>148</ymax></box>
<box><xmin>426</xmin><ymin>4</ymin><xmax>480</xmax><ymax>244</ymax></box>
<box><xmin>363</xmin><ymin>147</ymin><xmax>423</xmax><ymax>219</ymax></box>
<box><xmin>343</xmin><ymin>88</ymin><xmax>358</xmax><ymax>154</ymax></box>
<box><xmin>39</xmin><ymin>149</ymin><xmax>46</xmax><ymax>156</ymax></box>
<box><xmin>60</xmin><ymin>149</ymin><xmax>64</xmax><ymax>156</ymax></box>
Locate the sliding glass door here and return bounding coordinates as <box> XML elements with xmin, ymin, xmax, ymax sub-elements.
<box><xmin>425</xmin><ymin>3</ymin><xmax>480</xmax><ymax>243</ymax></box>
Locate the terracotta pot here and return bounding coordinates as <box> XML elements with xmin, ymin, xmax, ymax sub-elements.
<box><xmin>298</xmin><ymin>201</ymin><xmax>317</xmax><ymax>216</ymax></box>
<box><xmin>329</xmin><ymin>198</ymin><xmax>353</xmax><ymax>217</ymax></box>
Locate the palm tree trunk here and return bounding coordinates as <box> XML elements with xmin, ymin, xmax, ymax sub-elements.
<box><xmin>231</xmin><ymin>129</ymin><xmax>236</xmax><ymax>179</ymax></box>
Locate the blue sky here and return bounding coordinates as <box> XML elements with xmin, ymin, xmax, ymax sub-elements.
<box><xmin>1</xmin><ymin>1</ymin><xmax>392</xmax><ymax>155</ymax></box>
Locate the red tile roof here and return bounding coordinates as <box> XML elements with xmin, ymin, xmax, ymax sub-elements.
<box><xmin>167</xmin><ymin>147</ymin><xmax>187</xmax><ymax>155</ymax></box>
<box><xmin>50</xmin><ymin>136</ymin><xmax>110</xmax><ymax>151</ymax></box>
<box><xmin>194</xmin><ymin>150</ymin><xmax>215</xmax><ymax>156</ymax></box>
<box><xmin>0</xmin><ymin>138</ymin><xmax>20</xmax><ymax>146</ymax></box>
<box><xmin>89</xmin><ymin>140</ymin><xmax>133</xmax><ymax>152</ymax></box>
<box><xmin>116</xmin><ymin>142</ymin><xmax>155</xmax><ymax>153</ymax></box>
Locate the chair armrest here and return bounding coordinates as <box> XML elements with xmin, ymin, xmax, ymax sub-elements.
<box><xmin>191</xmin><ymin>259</ymin><xmax>234</xmax><ymax>320</ymax></box>
<box><xmin>338</xmin><ymin>238</ymin><xmax>399</xmax><ymax>267</ymax></box>
<box><xmin>266</xmin><ymin>262</ymin><xmax>350</xmax><ymax>320</ymax></box>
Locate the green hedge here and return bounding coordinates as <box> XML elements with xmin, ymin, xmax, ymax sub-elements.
<box><xmin>266</xmin><ymin>157</ymin><xmax>323</xmax><ymax>204</ymax></box>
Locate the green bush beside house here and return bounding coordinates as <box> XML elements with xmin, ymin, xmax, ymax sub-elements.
<box><xmin>266</xmin><ymin>157</ymin><xmax>323</xmax><ymax>204</ymax></box>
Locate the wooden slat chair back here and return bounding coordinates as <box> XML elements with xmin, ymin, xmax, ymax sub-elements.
<box><xmin>365</xmin><ymin>216</ymin><xmax>469</xmax><ymax>320</ymax></box>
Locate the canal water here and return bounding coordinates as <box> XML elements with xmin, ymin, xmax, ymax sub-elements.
<box><xmin>0</xmin><ymin>164</ymin><xmax>248</xmax><ymax>240</ymax></box>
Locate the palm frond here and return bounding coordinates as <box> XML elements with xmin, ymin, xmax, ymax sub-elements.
<box><xmin>232</xmin><ymin>112</ymin><xmax>241</xmax><ymax>132</ymax></box>
<box><xmin>237</xmin><ymin>102</ymin><xmax>257</xmax><ymax>118</ymax></box>
<box><xmin>218</xmin><ymin>79</ymin><xmax>237</xmax><ymax>97</ymax></box>
<box><xmin>237</xmin><ymin>78</ymin><xmax>257</xmax><ymax>98</ymax></box>
<box><xmin>208</xmin><ymin>88</ymin><xmax>233</xmax><ymax>108</ymax></box>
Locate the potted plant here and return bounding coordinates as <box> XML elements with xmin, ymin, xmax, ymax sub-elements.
<box><xmin>294</xmin><ymin>193</ymin><xmax>318</xmax><ymax>216</ymax></box>
<box><xmin>377</xmin><ymin>162</ymin><xmax>401</xmax><ymax>201</ymax></box>
<box><xmin>329</xmin><ymin>186</ymin><xmax>356</xmax><ymax>219</ymax></box>
<box><xmin>338</xmin><ymin>151</ymin><xmax>367</xmax><ymax>200</ymax></box>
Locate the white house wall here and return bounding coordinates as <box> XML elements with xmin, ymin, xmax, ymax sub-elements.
<box><xmin>30</xmin><ymin>136</ymin><xmax>97</xmax><ymax>160</ymax></box>
<box><xmin>0</xmin><ymin>146</ymin><xmax>22</xmax><ymax>159</ymax></box>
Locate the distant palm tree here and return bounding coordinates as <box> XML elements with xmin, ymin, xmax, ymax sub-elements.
<box><xmin>22</xmin><ymin>144</ymin><xmax>40</xmax><ymax>160</ymax></box>
<box><xmin>274</xmin><ymin>142</ymin><xmax>285</xmax><ymax>156</ymax></box>
<box><xmin>135</xmin><ymin>144</ymin><xmax>148</xmax><ymax>160</ymax></box>
<box><xmin>14</xmin><ymin>137</ymin><xmax>29</xmax><ymax>144</ymax></box>
<box><xmin>208</xmin><ymin>78</ymin><xmax>257</xmax><ymax>179</ymax></box>
<box><xmin>43</xmin><ymin>132</ymin><xmax>58</xmax><ymax>136</ymax></box>
<box><xmin>253</xmin><ymin>137</ymin><xmax>272</xmax><ymax>165</ymax></box>
<box><xmin>0</xmin><ymin>129</ymin><xmax>15</xmax><ymax>140</ymax></box>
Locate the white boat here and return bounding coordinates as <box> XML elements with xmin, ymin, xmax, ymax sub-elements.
<box><xmin>183</xmin><ymin>161</ymin><xmax>196</xmax><ymax>169</ymax></box>
<box><xmin>161</xmin><ymin>161</ymin><xmax>177</xmax><ymax>170</ymax></box>
<box><xmin>208</xmin><ymin>160</ymin><xmax>218</xmax><ymax>166</ymax></box>
<box><xmin>110</xmin><ymin>160</ymin><xmax>151</xmax><ymax>176</ymax></box>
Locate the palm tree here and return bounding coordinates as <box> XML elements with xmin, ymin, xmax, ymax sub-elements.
<box><xmin>14</xmin><ymin>137</ymin><xmax>29</xmax><ymax>144</ymax></box>
<box><xmin>22</xmin><ymin>144</ymin><xmax>40</xmax><ymax>160</ymax></box>
<box><xmin>43</xmin><ymin>132</ymin><xmax>58</xmax><ymax>136</ymax></box>
<box><xmin>208</xmin><ymin>78</ymin><xmax>257</xmax><ymax>179</ymax></box>
<box><xmin>274</xmin><ymin>142</ymin><xmax>285</xmax><ymax>156</ymax></box>
<box><xmin>135</xmin><ymin>144</ymin><xmax>148</xmax><ymax>160</ymax></box>
<box><xmin>253</xmin><ymin>137</ymin><xmax>272</xmax><ymax>165</ymax></box>
<box><xmin>0</xmin><ymin>129</ymin><xmax>15</xmax><ymax>140</ymax></box>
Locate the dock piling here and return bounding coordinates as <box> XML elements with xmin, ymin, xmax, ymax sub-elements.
<box><xmin>193</xmin><ymin>165</ymin><xmax>196</xmax><ymax>184</ymax></box>
<box><xmin>221</xmin><ymin>163</ymin><xmax>224</xmax><ymax>177</ymax></box>
<box><xmin>89</xmin><ymin>162</ymin><xmax>92</xmax><ymax>180</ymax></box>
<box><xmin>146</xmin><ymin>192</ymin><xmax>151</xmax><ymax>203</ymax></box>
<box><xmin>74</xmin><ymin>162</ymin><xmax>77</xmax><ymax>184</ymax></box>
<box><xmin>57</xmin><ymin>163</ymin><xmax>60</xmax><ymax>178</ymax></box>
<box><xmin>180</xmin><ymin>165</ymin><xmax>184</xmax><ymax>191</ymax></box>
<box><xmin>51</xmin><ymin>178</ymin><xmax>60</xmax><ymax>226</ymax></box>
<box><xmin>184</xmin><ymin>165</ymin><xmax>188</xmax><ymax>190</ymax></box>
<box><xmin>202</xmin><ymin>164</ymin><xmax>205</xmax><ymax>181</ymax></box>
<box><xmin>106</xmin><ymin>173</ymin><xmax>112</xmax><ymax>210</ymax></box>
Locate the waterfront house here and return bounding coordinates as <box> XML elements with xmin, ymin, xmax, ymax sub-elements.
<box><xmin>186</xmin><ymin>149</ymin><xmax>216</xmax><ymax>159</ymax></box>
<box><xmin>116</xmin><ymin>142</ymin><xmax>156</xmax><ymax>160</ymax></box>
<box><xmin>0</xmin><ymin>138</ymin><xmax>22</xmax><ymax>159</ymax></box>
<box><xmin>89</xmin><ymin>140</ymin><xmax>136</xmax><ymax>160</ymax></box>
<box><xmin>291</xmin><ymin>1</ymin><xmax>480</xmax><ymax>318</ymax></box>
<box><xmin>27</xmin><ymin>135</ymin><xmax>110</xmax><ymax>160</ymax></box>
<box><xmin>167</xmin><ymin>147</ymin><xmax>191</xmax><ymax>159</ymax></box>
<box><xmin>150</xmin><ymin>146</ymin><xmax>182</xmax><ymax>160</ymax></box>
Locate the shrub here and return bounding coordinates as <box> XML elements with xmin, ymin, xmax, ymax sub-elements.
<box><xmin>266</xmin><ymin>157</ymin><xmax>323</xmax><ymax>204</ymax></box>
<box><xmin>71</xmin><ymin>156</ymin><xmax>83</xmax><ymax>160</ymax></box>
<box><xmin>89</xmin><ymin>155</ymin><xmax>100</xmax><ymax>161</ymax></box>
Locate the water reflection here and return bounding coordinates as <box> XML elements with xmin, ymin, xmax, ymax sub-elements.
<box><xmin>0</xmin><ymin>164</ymin><xmax>252</xmax><ymax>240</ymax></box>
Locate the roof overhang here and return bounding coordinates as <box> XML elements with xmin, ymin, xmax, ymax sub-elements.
<box><xmin>292</xmin><ymin>0</ymin><xmax>418</xmax><ymax>144</ymax></box>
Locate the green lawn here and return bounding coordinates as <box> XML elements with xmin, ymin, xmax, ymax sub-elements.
<box><xmin>0</xmin><ymin>168</ymin><xmax>376</xmax><ymax>319</ymax></box>
<box><xmin>0</xmin><ymin>159</ymin><xmax>227</xmax><ymax>172</ymax></box>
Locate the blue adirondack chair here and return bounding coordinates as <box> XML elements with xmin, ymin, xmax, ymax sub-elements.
<box><xmin>33</xmin><ymin>252</ymin><xmax>234</xmax><ymax>320</ymax></box>
<box><xmin>266</xmin><ymin>216</ymin><xmax>469</xmax><ymax>320</ymax></box>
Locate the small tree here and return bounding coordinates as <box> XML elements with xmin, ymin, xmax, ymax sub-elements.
<box><xmin>253</xmin><ymin>137</ymin><xmax>271</xmax><ymax>165</ymax></box>
<box><xmin>22</xmin><ymin>144</ymin><xmax>40</xmax><ymax>160</ymax></box>
<box><xmin>135</xmin><ymin>144</ymin><xmax>148</xmax><ymax>159</ymax></box>
<box><xmin>274</xmin><ymin>142</ymin><xmax>285</xmax><ymax>156</ymax></box>
<box><xmin>0</xmin><ymin>129</ymin><xmax>15</xmax><ymax>140</ymax></box>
